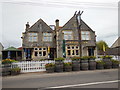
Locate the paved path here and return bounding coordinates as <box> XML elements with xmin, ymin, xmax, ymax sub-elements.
<box><xmin>2</xmin><ymin>69</ymin><xmax>119</xmax><ymax>89</ymax></box>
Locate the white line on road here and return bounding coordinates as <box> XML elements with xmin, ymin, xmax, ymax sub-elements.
<box><xmin>47</xmin><ymin>80</ymin><xmax>120</xmax><ymax>89</ymax></box>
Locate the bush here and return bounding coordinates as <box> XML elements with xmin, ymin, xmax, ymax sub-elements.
<box><xmin>2</xmin><ymin>59</ymin><xmax>18</xmax><ymax>64</ymax></box>
<box><xmin>96</xmin><ymin>60</ymin><xmax>105</xmax><ymax>65</ymax></box>
<box><xmin>54</xmin><ymin>57</ymin><xmax>65</xmax><ymax>61</ymax></box>
<box><xmin>71</xmin><ymin>57</ymin><xmax>80</xmax><ymax>60</ymax></box>
<box><xmin>81</xmin><ymin>56</ymin><xmax>89</xmax><ymax>60</ymax></box>
<box><xmin>111</xmin><ymin>59</ymin><xmax>120</xmax><ymax>64</ymax></box>
<box><xmin>101</xmin><ymin>55</ymin><xmax>112</xmax><ymax>59</ymax></box>
<box><xmin>11</xmin><ymin>67</ymin><xmax>21</xmax><ymax>72</ymax></box>
<box><xmin>64</xmin><ymin>62</ymin><xmax>72</xmax><ymax>66</ymax></box>
<box><xmin>45</xmin><ymin>63</ymin><xmax>55</xmax><ymax>68</ymax></box>
<box><xmin>88</xmin><ymin>56</ymin><xmax>96</xmax><ymax>59</ymax></box>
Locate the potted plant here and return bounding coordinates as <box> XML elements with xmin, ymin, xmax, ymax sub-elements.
<box><xmin>88</xmin><ymin>56</ymin><xmax>96</xmax><ymax>70</ymax></box>
<box><xmin>96</xmin><ymin>60</ymin><xmax>105</xmax><ymax>69</ymax></box>
<box><xmin>54</xmin><ymin>57</ymin><xmax>65</xmax><ymax>72</ymax></box>
<box><xmin>101</xmin><ymin>55</ymin><xmax>112</xmax><ymax>61</ymax></box>
<box><xmin>101</xmin><ymin>55</ymin><xmax>112</xmax><ymax>69</ymax></box>
<box><xmin>63</xmin><ymin>62</ymin><xmax>72</xmax><ymax>72</ymax></box>
<box><xmin>80</xmin><ymin>56</ymin><xmax>89</xmax><ymax>70</ymax></box>
<box><xmin>71</xmin><ymin>57</ymin><xmax>80</xmax><ymax>71</ymax></box>
<box><xmin>45</xmin><ymin>63</ymin><xmax>55</xmax><ymax>73</ymax></box>
<box><xmin>10</xmin><ymin>67</ymin><xmax>21</xmax><ymax>75</ymax></box>
<box><xmin>2</xmin><ymin>59</ymin><xmax>18</xmax><ymax>76</ymax></box>
<box><xmin>111</xmin><ymin>59</ymin><xmax>120</xmax><ymax>68</ymax></box>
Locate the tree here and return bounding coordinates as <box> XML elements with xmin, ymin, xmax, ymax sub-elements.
<box><xmin>96</xmin><ymin>40</ymin><xmax>109</xmax><ymax>51</ymax></box>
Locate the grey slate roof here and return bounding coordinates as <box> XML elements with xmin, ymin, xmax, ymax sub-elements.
<box><xmin>111</xmin><ymin>37</ymin><xmax>120</xmax><ymax>48</ymax></box>
<box><xmin>28</xmin><ymin>19</ymin><xmax>53</xmax><ymax>32</ymax></box>
<box><xmin>59</xmin><ymin>14</ymin><xmax>94</xmax><ymax>32</ymax></box>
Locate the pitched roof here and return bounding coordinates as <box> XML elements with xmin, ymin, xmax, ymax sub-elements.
<box><xmin>111</xmin><ymin>37</ymin><xmax>120</xmax><ymax>48</ymax></box>
<box><xmin>3</xmin><ymin>46</ymin><xmax>21</xmax><ymax>51</ymax></box>
<box><xmin>28</xmin><ymin>18</ymin><xmax>53</xmax><ymax>32</ymax></box>
<box><xmin>59</xmin><ymin>13</ymin><xmax>94</xmax><ymax>32</ymax></box>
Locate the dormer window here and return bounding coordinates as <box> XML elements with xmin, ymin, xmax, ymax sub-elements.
<box><xmin>28</xmin><ymin>33</ymin><xmax>38</xmax><ymax>42</ymax></box>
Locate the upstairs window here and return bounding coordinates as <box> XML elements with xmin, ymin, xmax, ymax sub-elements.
<box><xmin>43</xmin><ymin>33</ymin><xmax>52</xmax><ymax>42</ymax></box>
<box><xmin>63</xmin><ymin>31</ymin><xmax>73</xmax><ymax>40</ymax></box>
<box><xmin>81</xmin><ymin>31</ymin><xmax>90</xmax><ymax>40</ymax></box>
<box><xmin>28</xmin><ymin>33</ymin><xmax>38</xmax><ymax>42</ymax></box>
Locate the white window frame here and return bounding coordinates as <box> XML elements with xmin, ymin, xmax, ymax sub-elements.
<box><xmin>66</xmin><ymin>45</ymin><xmax>79</xmax><ymax>57</ymax></box>
<box><xmin>28</xmin><ymin>33</ymin><xmax>38</xmax><ymax>42</ymax></box>
<box><xmin>43</xmin><ymin>33</ymin><xmax>52</xmax><ymax>42</ymax></box>
<box><xmin>34</xmin><ymin>47</ymin><xmax>47</xmax><ymax>57</ymax></box>
<box><xmin>81</xmin><ymin>31</ymin><xmax>90</xmax><ymax>40</ymax></box>
<box><xmin>63</xmin><ymin>31</ymin><xmax>73</xmax><ymax>40</ymax></box>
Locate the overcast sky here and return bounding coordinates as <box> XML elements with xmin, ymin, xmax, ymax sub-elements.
<box><xmin>0</xmin><ymin>0</ymin><xmax>119</xmax><ymax>48</ymax></box>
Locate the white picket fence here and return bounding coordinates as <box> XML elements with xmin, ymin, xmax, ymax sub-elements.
<box><xmin>11</xmin><ymin>60</ymin><xmax>55</xmax><ymax>73</ymax></box>
<box><xmin>11</xmin><ymin>60</ymin><xmax>72</xmax><ymax>73</ymax></box>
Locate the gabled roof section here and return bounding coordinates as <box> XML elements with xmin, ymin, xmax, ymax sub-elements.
<box><xmin>59</xmin><ymin>15</ymin><xmax>77</xmax><ymax>30</ymax></box>
<box><xmin>28</xmin><ymin>18</ymin><xmax>53</xmax><ymax>32</ymax></box>
<box><xmin>111</xmin><ymin>37</ymin><xmax>120</xmax><ymax>48</ymax></box>
<box><xmin>59</xmin><ymin>13</ymin><xmax>94</xmax><ymax>32</ymax></box>
<box><xmin>81</xmin><ymin>20</ymin><xmax>94</xmax><ymax>32</ymax></box>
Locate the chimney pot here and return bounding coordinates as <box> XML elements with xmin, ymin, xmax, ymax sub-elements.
<box><xmin>26</xmin><ymin>22</ymin><xmax>30</xmax><ymax>31</ymax></box>
<box><xmin>55</xmin><ymin>19</ymin><xmax>59</xmax><ymax>31</ymax></box>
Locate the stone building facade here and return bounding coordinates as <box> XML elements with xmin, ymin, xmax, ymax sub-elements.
<box><xmin>21</xmin><ymin>11</ymin><xmax>97</xmax><ymax>60</ymax></box>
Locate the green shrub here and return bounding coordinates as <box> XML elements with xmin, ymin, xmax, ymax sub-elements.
<box><xmin>64</xmin><ymin>62</ymin><xmax>72</xmax><ymax>66</ymax></box>
<box><xmin>54</xmin><ymin>57</ymin><xmax>65</xmax><ymax>61</ymax></box>
<box><xmin>81</xmin><ymin>56</ymin><xmax>89</xmax><ymax>60</ymax></box>
<box><xmin>88</xmin><ymin>56</ymin><xmax>96</xmax><ymax>59</ymax></box>
<box><xmin>11</xmin><ymin>67</ymin><xmax>21</xmax><ymax>72</ymax></box>
<box><xmin>71</xmin><ymin>57</ymin><xmax>80</xmax><ymax>60</ymax></box>
<box><xmin>2</xmin><ymin>59</ymin><xmax>18</xmax><ymax>64</ymax></box>
<box><xmin>45</xmin><ymin>63</ymin><xmax>55</xmax><ymax>68</ymax></box>
<box><xmin>96</xmin><ymin>60</ymin><xmax>105</xmax><ymax>65</ymax></box>
<box><xmin>111</xmin><ymin>59</ymin><xmax>120</xmax><ymax>64</ymax></box>
<box><xmin>101</xmin><ymin>55</ymin><xmax>112</xmax><ymax>59</ymax></box>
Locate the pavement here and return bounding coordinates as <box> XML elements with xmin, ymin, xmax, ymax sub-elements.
<box><xmin>2</xmin><ymin>69</ymin><xmax>119</xmax><ymax>89</ymax></box>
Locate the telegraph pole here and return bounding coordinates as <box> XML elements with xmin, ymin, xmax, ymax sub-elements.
<box><xmin>77</xmin><ymin>11</ymin><xmax>83</xmax><ymax>57</ymax></box>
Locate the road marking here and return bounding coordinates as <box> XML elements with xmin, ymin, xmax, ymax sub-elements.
<box><xmin>47</xmin><ymin>80</ymin><xmax>120</xmax><ymax>89</ymax></box>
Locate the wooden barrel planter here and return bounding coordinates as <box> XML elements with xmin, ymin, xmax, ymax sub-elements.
<box><xmin>54</xmin><ymin>58</ymin><xmax>64</xmax><ymax>72</ymax></box>
<box><xmin>46</xmin><ymin>67</ymin><xmax>55</xmax><ymax>73</ymax></box>
<box><xmin>64</xmin><ymin>63</ymin><xmax>72</xmax><ymax>72</ymax></box>
<box><xmin>102</xmin><ymin>56</ymin><xmax>112</xmax><ymax>69</ymax></box>
<box><xmin>80</xmin><ymin>60</ymin><xmax>88</xmax><ymax>70</ymax></box>
<box><xmin>88</xmin><ymin>60</ymin><xmax>96</xmax><ymax>70</ymax></box>
<box><xmin>96</xmin><ymin>62</ymin><xmax>104</xmax><ymax>69</ymax></box>
<box><xmin>111</xmin><ymin>60</ymin><xmax>119</xmax><ymax>68</ymax></box>
<box><xmin>104</xmin><ymin>61</ymin><xmax>112</xmax><ymax>69</ymax></box>
<box><xmin>80</xmin><ymin>56</ymin><xmax>89</xmax><ymax>70</ymax></box>
<box><xmin>71</xmin><ymin>57</ymin><xmax>80</xmax><ymax>71</ymax></box>
<box><xmin>2</xmin><ymin>64</ymin><xmax>11</xmax><ymax>76</ymax></box>
<box><xmin>45</xmin><ymin>63</ymin><xmax>55</xmax><ymax>73</ymax></box>
<box><xmin>55</xmin><ymin>64</ymin><xmax>63</xmax><ymax>72</ymax></box>
<box><xmin>72</xmin><ymin>60</ymin><xmax>80</xmax><ymax>71</ymax></box>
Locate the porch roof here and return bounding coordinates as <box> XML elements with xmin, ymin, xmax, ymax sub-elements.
<box><xmin>3</xmin><ymin>46</ymin><xmax>21</xmax><ymax>51</ymax></box>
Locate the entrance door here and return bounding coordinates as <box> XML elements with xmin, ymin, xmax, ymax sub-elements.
<box><xmin>88</xmin><ymin>47</ymin><xmax>94</xmax><ymax>56</ymax></box>
<box><xmin>50</xmin><ymin>48</ymin><xmax>55</xmax><ymax>59</ymax></box>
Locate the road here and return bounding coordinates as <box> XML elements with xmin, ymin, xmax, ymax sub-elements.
<box><xmin>2</xmin><ymin>69</ymin><xmax>119</xmax><ymax>89</ymax></box>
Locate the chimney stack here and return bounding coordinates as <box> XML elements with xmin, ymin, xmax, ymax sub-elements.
<box><xmin>55</xmin><ymin>19</ymin><xmax>59</xmax><ymax>31</ymax></box>
<box><xmin>26</xmin><ymin>22</ymin><xmax>30</xmax><ymax>31</ymax></box>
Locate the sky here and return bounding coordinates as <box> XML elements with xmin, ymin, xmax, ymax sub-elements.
<box><xmin>0</xmin><ymin>0</ymin><xmax>119</xmax><ymax>49</ymax></box>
